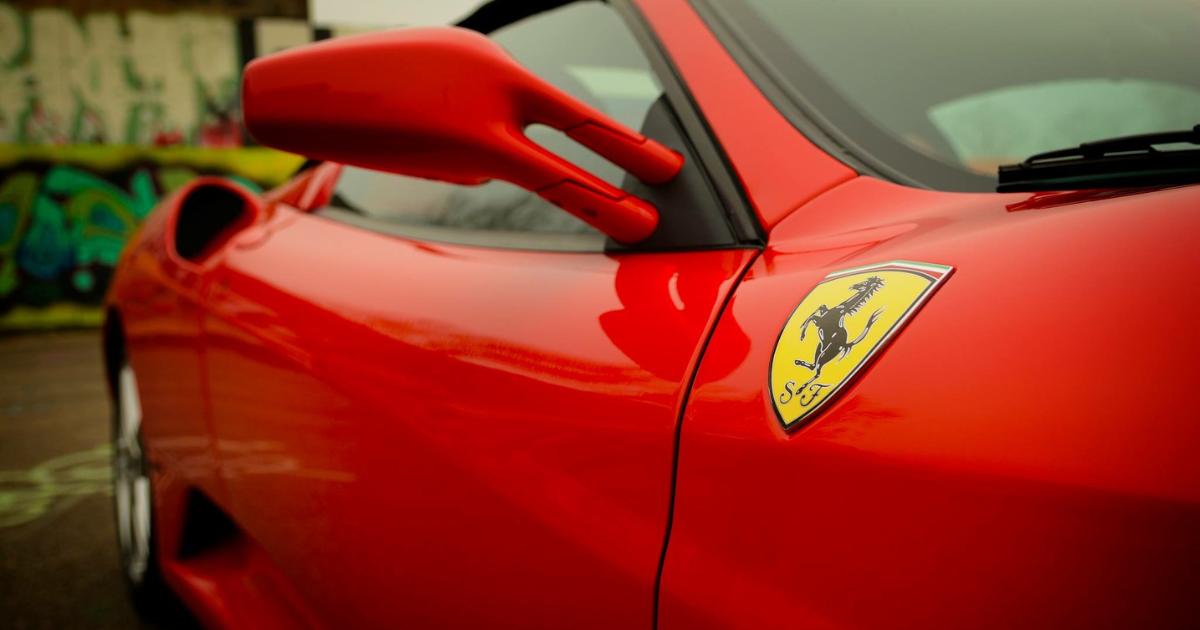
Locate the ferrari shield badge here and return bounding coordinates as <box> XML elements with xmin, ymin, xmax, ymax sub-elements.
<box><xmin>770</xmin><ymin>260</ymin><xmax>953</xmax><ymax>430</ymax></box>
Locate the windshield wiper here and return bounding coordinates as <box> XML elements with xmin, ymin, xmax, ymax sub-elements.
<box><xmin>997</xmin><ymin>125</ymin><xmax>1200</xmax><ymax>192</ymax></box>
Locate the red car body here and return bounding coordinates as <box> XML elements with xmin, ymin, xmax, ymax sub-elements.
<box><xmin>105</xmin><ymin>0</ymin><xmax>1200</xmax><ymax>627</ymax></box>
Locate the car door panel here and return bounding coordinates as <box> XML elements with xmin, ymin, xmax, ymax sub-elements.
<box><xmin>119</xmin><ymin>198</ymin><xmax>228</xmax><ymax>511</ymax></box>
<box><xmin>202</xmin><ymin>205</ymin><xmax>755</xmax><ymax>627</ymax></box>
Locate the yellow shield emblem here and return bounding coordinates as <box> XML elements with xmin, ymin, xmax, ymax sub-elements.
<box><xmin>770</xmin><ymin>260</ymin><xmax>953</xmax><ymax>430</ymax></box>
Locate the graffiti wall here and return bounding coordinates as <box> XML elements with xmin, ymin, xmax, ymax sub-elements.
<box><xmin>0</xmin><ymin>3</ymin><xmax>321</xmax><ymax>328</ymax></box>
<box><xmin>0</xmin><ymin>145</ymin><xmax>303</xmax><ymax>329</ymax></box>
<box><xmin>0</xmin><ymin>3</ymin><xmax>318</xmax><ymax>146</ymax></box>
<box><xmin>1</xmin><ymin>5</ymin><xmax>236</xmax><ymax>145</ymax></box>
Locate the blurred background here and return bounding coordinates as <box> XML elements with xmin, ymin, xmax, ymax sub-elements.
<box><xmin>0</xmin><ymin>1</ymin><xmax>474</xmax><ymax>627</ymax></box>
<box><xmin>0</xmin><ymin>0</ymin><xmax>486</xmax><ymax>332</ymax></box>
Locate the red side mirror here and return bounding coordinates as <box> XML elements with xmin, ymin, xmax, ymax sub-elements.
<box><xmin>242</xmin><ymin>27</ymin><xmax>683</xmax><ymax>243</ymax></box>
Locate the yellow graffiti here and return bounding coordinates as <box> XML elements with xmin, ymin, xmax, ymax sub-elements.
<box><xmin>0</xmin><ymin>145</ymin><xmax>304</xmax><ymax>184</ymax></box>
<box><xmin>0</xmin><ymin>444</ymin><xmax>111</xmax><ymax>528</ymax></box>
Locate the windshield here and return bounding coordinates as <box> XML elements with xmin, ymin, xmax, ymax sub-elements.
<box><xmin>699</xmin><ymin>0</ymin><xmax>1200</xmax><ymax>191</ymax></box>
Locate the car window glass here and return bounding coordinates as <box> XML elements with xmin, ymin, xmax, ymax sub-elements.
<box><xmin>927</xmin><ymin>79</ymin><xmax>1200</xmax><ymax>175</ymax></box>
<box><xmin>704</xmin><ymin>0</ymin><xmax>1200</xmax><ymax>191</ymax></box>
<box><xmin>319</xmin><ymin>1</ymin><xmax>664</xmax><ymax>249</ymax></box>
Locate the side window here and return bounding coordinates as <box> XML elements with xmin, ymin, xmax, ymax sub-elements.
<box><xmin>318</xmin><ymin>1</ymin><xmax>665</xmax><ymax>251</ymax></box>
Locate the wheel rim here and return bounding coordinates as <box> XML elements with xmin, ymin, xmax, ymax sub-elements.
<box><xmin>114</xmin><ymin>364</ymin><xmax>151</xmax><ymax>584</ymax></box>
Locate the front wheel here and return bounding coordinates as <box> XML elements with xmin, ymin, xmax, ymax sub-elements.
<box><xmin>112</xmin><ymin>361</ymin><xmax>168</xmax><ymax>608</ymax></box>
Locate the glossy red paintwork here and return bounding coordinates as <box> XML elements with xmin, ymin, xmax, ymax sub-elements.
<box><xmin>111</xmin><ymin>182</ymin><xmax>755</xmax><ymax>626</ymax></box>
<box><xmin>199</xmin><ymin>214</ymin><xmax>752</xmax><ymax>628</ymax></box>
<box><xmin>104</xmin><ymin>0</ymin><xmax>1200</xmax><ymax>627</ymax></box>
<box><xmin>659</xmin><ymin>178</ymin><xmax>1200</xmax><ymax>628</ymax></box>
<box><xmin>243</xmin><ymin>27</ymin><xmax>682</xmax><ymax>243</ymax></box>
<box><xmin>260</xmin><ymin>162</ymin><xmax>340</xmax><ymax>211</ymax></box>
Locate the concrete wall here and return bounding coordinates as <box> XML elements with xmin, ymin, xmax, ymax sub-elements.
<box><xmin>0</xmin><ymin>4</ymin><xmax>320</xmax><ymax>146</ymax></box>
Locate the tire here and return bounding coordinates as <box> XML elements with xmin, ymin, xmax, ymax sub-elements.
<box><xmin>111</xmin><ymin>361</ymin><xmax>170</xmax><ymax>612</ymax></box>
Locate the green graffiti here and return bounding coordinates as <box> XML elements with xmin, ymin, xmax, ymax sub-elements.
<box><xmin>2</xmin><ymin>165</ymin><xmax>154</xmax><ymax>305</ymax></box>
<box><xmin>0</xmin><ymin>146</ymin><xmax>302</xmax><ymax>327</ymax></box>
<box><xmin>0</xmin><ymin>172</ymin><xmax>37</xmax><ymax>246</ymax></box>
<box><xmin>0</xmin><ymin>5</ymin><xmax>30</xmax><ymax>70</ymax></box>
<box><xmin>46</xmin><ymin>165</ymin><xmax>155</xmax><ymax>267</ymax></box>
<box><xmin>0</xmin><ymin>172</ymin><xmax>37</xmax><ymax>296</ymax></box>
<box><xmin>0</xmin><ymin>444</ymin><xmax>111</xmax><ymax>528</ymax></box>
<box><xmin>17</xmin><ymin>192</ymin><xmax>73</xmax><ymax>281</ymax></box>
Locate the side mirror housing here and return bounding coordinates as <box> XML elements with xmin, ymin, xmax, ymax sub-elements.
<box><xmin>242</xmin><ymin>27</ymin><xmax>683</xmax><ymax>243</ymax></box>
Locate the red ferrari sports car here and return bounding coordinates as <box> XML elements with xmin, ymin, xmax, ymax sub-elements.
<box><xmin>104</xmin><ymin>0</ymin><xmax>1200</xmax><ymax>627</ymax></box>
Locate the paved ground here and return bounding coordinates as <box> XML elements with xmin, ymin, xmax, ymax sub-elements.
<box><xmin>0</xmin><ymin>331</ymin><xmax>196</xmax><ymax>629</ymax></box>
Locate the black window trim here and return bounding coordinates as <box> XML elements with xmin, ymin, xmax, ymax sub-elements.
<box><xmin>611</xmin><ymin>0</ymin><xmax>766</xmax><ymax>246</ymax></box>
<box><xmin>313</xmin><ymin>0</ymin><xmax>767</xmax><ymax>254</ymax></box>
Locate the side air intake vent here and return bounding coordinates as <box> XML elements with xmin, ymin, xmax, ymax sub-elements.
<box><xmin>173</xmin><ymin>184</ymin><xmax>255</xmax><ymax>262</ymax></box>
